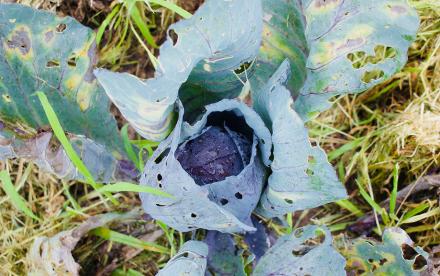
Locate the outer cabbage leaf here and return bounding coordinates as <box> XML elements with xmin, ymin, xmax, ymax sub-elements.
<box><xmin>295</xmin><ymin>0</ymin><xmax>420</xmax><ymax>119</ymax></box>
<box><xmin>251</xmin><ymin>0</ymin><xmax>308</xmax><ymax>97</ymax></box>
<box><xmin>0</xmin><ymin>4</ymin><xmax>124</xmax><ymax>155</ymax></box>
<box><xmin>253</xmin><ymin>225</ymin><xmax>346</xmax><ymax>275</ymax></box>
<box><xmin>205</xmin><ymin>231</ymin><xmax>246</xmax><ymax>276</ymax></box>
<box><xmin>139</xmin><ymin>100</ymin><xmax>271</xmax><ymax>233</ymax></box>
<box><xmin>0</xmin><ymin>127</ymin><xmax>135</xmax><ymax>182</ymax></box>
<box><xmin>244</xmin><ymin>216</ymin><xmax>271</xmax><ymax>261</ymax></box>
<box><xmin>345</xmin><ymin>227</ymin><xmax>429</xmax><ymax>275</ymax></box>
<box><xmin>157</xmin><ymin>241</ymin><xmax>208</xmax><ymax>276</ymax></box>
<box><xmin>95</xmin><ymin>0</ymin><xmax>262</xmax><ymax>141</ymax></box>
<box><xmin>253</xmin><ymin>60</ymin><xmax>347</xmax><ymax>218</ymax></box>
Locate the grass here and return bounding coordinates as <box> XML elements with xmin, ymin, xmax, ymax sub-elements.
<box><xmin>0</xmin><ymin>0</ymin><xmax>439</xmax><ymax>275</ymax></box>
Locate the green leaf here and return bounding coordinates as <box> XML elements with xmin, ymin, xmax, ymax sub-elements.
<box><xmin>0</xmin><ymin>3</ymin><xmax>125</xmax><ymax>156</ymax></box>
<box><xmin>294</xmin><ymin>0</ymin><xmax>420</xmax><ymax>119</ymax></box>
<box><xmin>0</xmin><ymin>170</ymin><xmax>41</xmax><ymax>221</ymax></box>
<box><xmin>157</xmin><ymin>241</ymin><xmax>208</xmax><ymax>276</ymax></box>
<box><xmin>97</xmin><ymin>182</ymin><xmax>173</xmax><ymax>198</ymax></box>
<box><xmin>253</xmin><ymin>225</ymin><xmax>346</xmax><ymax>275</ymax></box>
<box><xmin>345</xmin><ymin>227</ymin><xmax>429</xmax><ymax>275</ymax></box>
<box><xmin>95</xmin><ymin>0</ymin><xmax>263</xmax><ymax>141</ymax></box>
<box><xmin>91</xmin><ymin>227</ymin><xmax>169</xmax><ymax>254</ymax></box>
<box><xmin>251</xmin><ymin>0</ymin><xmax>308</xmax><ymax>97</ymax></box>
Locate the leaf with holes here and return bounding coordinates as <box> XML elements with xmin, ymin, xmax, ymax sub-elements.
<box><xmin>0</xmin><ymin>126</ymin><xmax>136</xmax><ymax>183</ymax></box>
<box><xmin>157</xmin><ymin>241</ymin><xmax>208</xmax><ymax>276</ymax></box>
<box><xmin>253</xmin><ymin>225</ymin><xmax>346</xmax><ymax>275</ymax></box>
<box><xmin>139</xmin><ymin>100</ymin><xmax>272</xmax><ymax>233</ymax></box>
<box><xmin>253</xmin><ymin>60</ymin><xmax>347</xmax><ymax>218</ymax></box>
<box><xmin>94</xmin><ymin>0</ymin><xmax>263</xmax><ymax>141</ymax></box>
<box><xmin>249</xmin><ymin>0</ymin><xmax>419</xmax><ymax>120</ymax></box>
<box><xmin>344</xmin><ymin>227</ymin><xmax>429</xmax><ymax>275</ymax></box>
<box><xmin>297</xmin><ymin>0</ymin><xmax>419</xmax><ymax>119</ymax></box>
<box><xmin>0</xmin><ymin>4</ymin><xmax>129</xmax><ymax>167</ymax></box>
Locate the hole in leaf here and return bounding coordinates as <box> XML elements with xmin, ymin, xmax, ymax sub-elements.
<box><xmin>234</xmin><ymin>61</ymin><xmax>252</xmax><ymax>75</ymax></box>
<box><xmin>413</xmin><ymin>255</ymin><xmax>427</xmax><ymax>270</ymax></box>
<box><xmin>67</xmin><ymin>56</ymin><xmax>77</xmax><ymax>67</ymax></box>
<box><xmin>402</xmin><ymin>243</ymin><xmax>418</xmax><ymax>260</ymax></box>
<box><xmin>294</xmin><ymin>228</ymin><xmax>304</xmax><ymax>238</ymax></box>
<box><xmin>56</xmin><ymin>23</ymin><xmax>67</xmax><ymax>33</ymax></box>
<box><xmin>292</xmin><ymin>229</ymin><xmax>326</xmax><ymax>257</ymax></box>
<box><xmin>156</xmin><ymin>203</ymin><xmax>166</xmax><ymax>207</ymax></box>
<box><xmin>347</xmin><ymin>45</ymin><xmax>397</xmax><ymax>69</ymax></box>
<box><xmin>155</xmin><ymin>149</ymin><xmax>169</xmax><ymax>164</ymax></box>
<box><xmin>379</xmin><ymin>258</ymin><xmax>387</xmax><ymax>265</ymax></box>
<box><xmin>191</xmin><ymin>213</ymin><xmax>197</xmax><ymax>218</ymax></box>
<box><xmin>220</xmin><ymin>198</ymin><xmax>229</xmax><ymax>205</ymax></box>
<box><xmin>235</xmin><ymin>192</ymin><xmax>243</xmax><ymax>199</ymax></box>
<box><xmin>285</xmin><ymin>198</ymin><xmax>293</xmax><ymax>204</ymax></box>
<box><xmin>157</xmin><ymin>174</ymin><xmax>162</xmax><ymax>182</ymax></box>
<box><xmin>168</xmin><ymin>29</ymin><xmax>178</xmax><ymax>46</ymax></box>
<box><xmin>361</xmin><ymin>70</ymin><xmax>384</xmax><ymax>83</ymax></box>
<box><xmin>46</xmin><ymin>60</ymin><xmax>60</xmax><ymax>68</ymax></box>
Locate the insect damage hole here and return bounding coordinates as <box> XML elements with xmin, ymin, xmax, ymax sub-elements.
<box><xmin>401</xmin><ymin>243</ymin><xmax>418</xmax><ymax>260</ymax></box>
<box><xmin>220</xmin><ymin>198</ymin><xmax>229</xmax><ymax>205</ymax></box>
<box><xmin>234</xmin><ymin>61</ymin><xmax>252</xmax><ymax>75</ymax></box>
<box><xmin>56</xmin><ymin>23</ymin><xmax>67</xmax><ymax>33</ymax></box>
<box><xmin>46</xmin><ymin>59</ymin><xmax>60</xmax><ymax>68</ymax></box>
<box><xmin>67</xmin><ymin>56</ymin><xmax>77</xmax><ymax>67</ymax></box>
<box><xmin>168</xmin><ymin>29</ymin><xmax>178</xmax><ymax>46</ymax></box>
<box><xmin>190</xmin><ymin>213</ymin><xmax>197</xmax><ymax>218</ymax></box>
<box><xmin>361</xmin><ymin>70</ymin><xmax>384</xmax><ymax>83</ymax></box>
<box><xmin>413</xmin><ymin>255</ymin><xmax>428</xmax><ymax>270</ymax></box>
<box><xmin>235</xmin><ymin>192</ymin><xmax>243</xmax><ymax>199</ymax></box>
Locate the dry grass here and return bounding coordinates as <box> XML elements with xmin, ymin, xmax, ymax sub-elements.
<box><xmin>0</xmin><ymin>0</ymin><xmax>439</xmax><ymax>275</ymax></box>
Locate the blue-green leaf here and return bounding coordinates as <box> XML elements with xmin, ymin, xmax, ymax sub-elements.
<box><xmin>294</xmin><ymin>0</ymin><xmax>420</xmax><ymax>119</ymax></box>
<box><xmin>157</xmin><ymin>241</ymin><xmax>208</xmax><ymax>276</ymax></box>
<box><xmin>345</xmin><ymin>227</ymin><xmax>429</xmax><ymax>275</ymax></box>
<box><xmin>95</xmin><ymin>0</ymin><xmax>263</xmax><ymax>141</ymax></box>
<box><xmin>253</xmin><ymin>225</ymin><xmax>346</xmax><ymax>275</ymax></box>
<box><xmin>253</xmin><ymin>60</ymin><xmax>347</xmax><ymax>218</ymax></box>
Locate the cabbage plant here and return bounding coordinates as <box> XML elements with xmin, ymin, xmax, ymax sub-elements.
<box><xmin>95</xmin><ymin>0</ymin><xmax>420</xmax><ymax>233</ymax></box>
<box><xmin>0</xmin><ymin>0</ymin><xmax>426</xmax><ymax>274</ymax></box>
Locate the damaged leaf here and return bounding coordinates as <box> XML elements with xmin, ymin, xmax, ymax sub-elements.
<box><xmin>295</xmin><ymin>0</ymin><xmax>420</xmax><ymax>119</ymax></box>
<box><xmin>157</xmin><ymin>241</ymin><xmax>208</xmax><ymax>276</ymax></box>
<box><xmin>253</xmin><ymin>60</ymin><xmax>347</xmax><ymax>218</ymax></box>
<box><xmin>253</xmin><ymin>225</ymin><xmax>346</xmax><ymax>275</ymax></box>
<box><xmin>0</xmin><ymin>128</ymin><xmax>136</xmax><ymax>183</ymax></box>
<box><xmin>0</xmin><ymin>4</ymin><xmax>124</xmax><ymax>154</ymax></box>
<box><xmin>27</xmin><ymin>208</ymin><xmax>142</xmax><ymax>276</ymax></box>
<box><xmin>139</xmin><ymin>100</ymin><xmax>271</xmax><ymax>233</ymax></box>
<box><xmin>94</xmin><ymin>0</ymin><xmax>263</xmax><ymax>141</ymax></box>
<box><xmin>345</xmin><ymin>227</ymin><xmax>429</xmax><ymax>275</ymax></box>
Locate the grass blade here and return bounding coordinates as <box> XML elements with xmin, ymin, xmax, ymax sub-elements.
<box><xmin>121</xmin><ymin>124</ymin><xmax>141</xmax><ymax>171</ymax></box>
<box><xmin>149</xmin><ymin>0</ymin><xmax>192</xmax><ymax>19</ymax></box>
<box><xmin>35</xmin><ymin>91</ymin><xmax>117</xmax><ymax>204</ymax></box>
<box><xmin>91</xmin><ymin>227</ymin><xmax>169</xmax><ymax>254</ymax></box>
<box><xmin>389</xmin><ymin>163</ymin><xmax>399</xmax><ymax>218</ymax></box>
<box><xmin>96</xmin><ymin>4</ymin><xmax>121</xmax><ymax>45</ymax></box>
<box><xmin>0</xmin><ymin>170</ymin><xmax>41</xmax><ymax>221</ymax></box>
<box><xmin>97</xmin><ymin>182</ymin><xmax>174</xmax><ymax>198</ymax></box>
